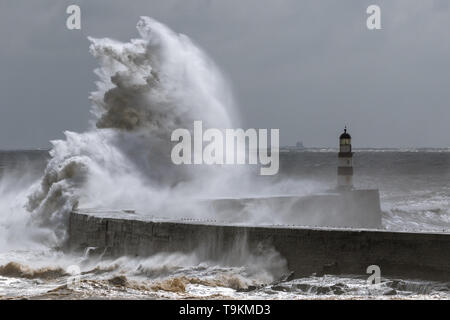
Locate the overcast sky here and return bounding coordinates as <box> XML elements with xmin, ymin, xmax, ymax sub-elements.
<box><xmin>1</xmin><ymin>0</ymin><xmax>450</xmax><ymax>149</ymax></box>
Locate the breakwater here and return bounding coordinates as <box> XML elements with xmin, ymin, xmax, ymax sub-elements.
<box><xmin>69</xmin><ymin>208</ymin><xmax>450</xmax><ymax>281</ymax></box>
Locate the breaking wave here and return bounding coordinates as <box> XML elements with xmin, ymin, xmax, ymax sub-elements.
<box><xmin>0</xmin><ymin>262</ymin><xmax>67</xmax><ymax>280</ymax></box>
<box><xmin>25</xmin><ymin>17</ymin><xmax>244</xmax><ymax>243</ymax></box>
<box><xmin>0</xmin><ymin>17</ymin><xmax>296</xmax><ymax>299</ymax></box>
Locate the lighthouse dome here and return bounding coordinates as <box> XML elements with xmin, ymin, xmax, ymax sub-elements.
<box><xmin>339</xmin><ymin>128</ymin><xmax>351</xmax><ymax>140</ymax></box>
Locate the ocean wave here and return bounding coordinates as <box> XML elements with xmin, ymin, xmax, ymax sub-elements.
<box><xmin>0</xmin><ymin>262</ymin><xmax>67</xmax><ymax>280</ymax></box>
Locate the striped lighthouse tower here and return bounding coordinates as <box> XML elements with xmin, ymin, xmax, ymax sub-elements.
<box><xmin>337</xmin><ymin>127</ymin><xmax>353</xmax><ymax>190</ymax></box>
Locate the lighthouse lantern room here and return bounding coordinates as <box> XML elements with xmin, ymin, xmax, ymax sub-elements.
<box><xmin>337</xmin><ymin>127</ymin><xmax>353</xmax><ymax>190</ymax></box>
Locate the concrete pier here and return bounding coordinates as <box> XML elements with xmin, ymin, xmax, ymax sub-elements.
<box><xmin>206</xmin><ymin>190</ymin><xmax>382</xmax><ymax>229</ymax></box>
<box><xmin>69</xmin><ymin>209</ymin><xmax>450</xmax><ymax>281</ymax></box>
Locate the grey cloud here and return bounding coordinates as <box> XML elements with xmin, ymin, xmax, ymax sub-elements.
<box><xmin>0</xmin><ymin>0</ymin><xmax>449</xmax><ymax>148</ymax></box>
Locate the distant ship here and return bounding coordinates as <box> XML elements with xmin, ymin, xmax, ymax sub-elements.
<box><xmin>280</xmin><ymin>141</ymin><xmax>305</xmax><ymax>152</ymax></box>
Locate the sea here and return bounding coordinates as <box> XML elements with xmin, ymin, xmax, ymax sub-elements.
<box><xmin>0</xmin><ymin>149</ymin><xmax>448</xmax><ymax>300</ymax></box>
<box><xmin>1</xmin><ymin>16</ymin><xmax>449</xmax><ymax>300</ymax></box>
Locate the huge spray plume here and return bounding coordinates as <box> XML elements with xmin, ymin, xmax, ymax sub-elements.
<box><xmin>26</xmin><ymin>17</ymin><xmax>241</xmax><ymax>242</ymax></box>
<box><xmin>23</xmin><ymin>16</ymin><xmax>323</xmax><ymax>244</ymax></box>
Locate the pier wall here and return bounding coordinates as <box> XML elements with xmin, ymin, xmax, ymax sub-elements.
<box><xmin>207</xmin><ymin>190</ymin><xmax>382</xmax><ymax>229</ymax></box>
<box><xmin>69</xmin><ymin>210</ymin><xmax>450</xmax><ymax>281</ymax></box>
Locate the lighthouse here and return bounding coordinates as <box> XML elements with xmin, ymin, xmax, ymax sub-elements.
<box><xmin>337</xmin><ymin>127</ymin><xmax>353</xmax><ymax>190</ymax></box>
